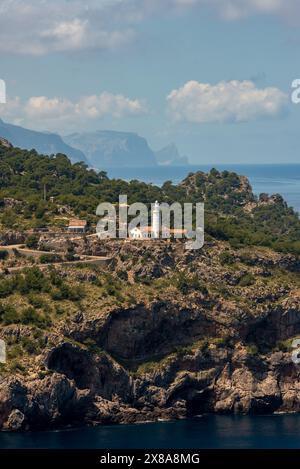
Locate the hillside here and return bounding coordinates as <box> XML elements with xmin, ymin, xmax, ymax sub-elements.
<box><xmin>0</xmin><ymin>120</ymin><xmax>190</xmax><ymax>168</ymax></box>
<box><xmin>0</xmin><ymin>143</ymin><xmax>300</xmax><ymax>430</ymax></box>
<box><xmin>0</xmin><ymin>119</ymin><xmax>88</xmax><ymax>165</ymax></box>
<box><xmin>0</xmin><ymin>141</ymin><xmax>299</xmax><ymax>254</ymax></box>
<box><xmin>1</xmin><ymin>237</ymin><xmax>300</xmax><ymax>430</ymax></box>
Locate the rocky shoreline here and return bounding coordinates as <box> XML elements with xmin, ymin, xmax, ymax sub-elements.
<box><xmin>1</xmin><ymin>163</ymin><xmax>300</xmax><ymax>432</ymax></box>
<box><xmin>1</xmin><ymin>239</ymin><xmax>300</xmax><ymax>432</ymax></box>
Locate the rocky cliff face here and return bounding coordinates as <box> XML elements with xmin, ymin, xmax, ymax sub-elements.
<box><xmin>1</xmin><ymin>239</ymin><xmax>300</xmax><ymax>431</ymax></box>
<box><xmin>64</xmin><ymin>130</ymin><xmax>157</xmax><ymax>168</ymax></box>
<box><xmin>154</xmin><ymin>143</ymin><xmax>189</xmax><ymax>166</ymax></box>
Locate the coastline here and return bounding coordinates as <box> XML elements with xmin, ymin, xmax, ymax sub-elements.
<box><xmin>2</xmin><ymin>414</ymin><xmax>300</xmax><ymax>449</ymax></box>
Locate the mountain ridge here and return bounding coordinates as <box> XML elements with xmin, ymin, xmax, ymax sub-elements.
<box><xmin>154</xmin><ymin>143</ymin><xmax>189</xmax><ymax>166</ymax></box>
<box><xmin>0</xmin><ymin>119</ymin><xmax>189</xmax><ymax>168</ymax></box>
<box><xmin>0</xmin><ymin>119</ymin><xmax>88</xmax><ymax>165</ymax></box>
<box><xmin>64</xmin><ymin>129</ymin><xmax>158</xmax><ymax>168</ymax></box>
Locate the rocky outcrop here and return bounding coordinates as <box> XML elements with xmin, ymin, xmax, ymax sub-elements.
<box><xmin>0</xmin><ymin>137</ymin><xmax>13</xmax><ymax>149</ymax></box>
<box><xmin>1</xmin><ymin>240</ymin><xmax>300</xmax><ymax>431</ymax></box>
<box><xmin>64</xmin><ymin>130</ymin><xmax>157</xmax><ymax>168</ymax></box>
<box><xmin>2</xmin><ymin>340</ymin><xmax>300</xmax><ymax>430</ymax></box>
<box><xmin>0</xmin><ymin>230</ymin><xmax>26</xmax><ymax>245</ymax></box>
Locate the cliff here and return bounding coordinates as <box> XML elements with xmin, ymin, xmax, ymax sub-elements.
<box><xmin>0</xmin><ymin>147</ymin><xmax>300</xmax><ymax>430</ymax></box>
<box><xmin>64</xmin><ymin>130</ymin><xmax>157</xmax><ymax>168</ymax></box>
<box><xmin>154</xmin><ymin>143</ymin><xmax>189</xmax><ymax>166</ymax></box>
<box><xmin>1</xmin><ymin>238</ymin><xmax>300</xmax><ymax>430</ymax></box>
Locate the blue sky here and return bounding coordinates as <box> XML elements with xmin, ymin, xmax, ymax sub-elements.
<box><xmin>0</xmin><ymin>0</ymin><xmax>300</xmax><ymax>163</ymax></box>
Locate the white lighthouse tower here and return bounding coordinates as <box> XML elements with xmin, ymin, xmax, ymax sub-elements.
<box><xmin>0</xmin><ymin>339</ymin><xmax>6</xmax><ymax>364</ymax></box>
<box><xmin>152</xmin><ymin>201</ymin><xmax>160</xmax><ymax>239</ymax></box>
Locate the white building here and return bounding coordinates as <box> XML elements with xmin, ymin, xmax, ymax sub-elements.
<box><xmin>129</xmin><ymin>202</ymin><xmax>187</xmax><ymax>240</ymax></box>
<box><xmin>129</xmin><ymin>201</ymin><xmax>160</xmax><ymax>239</ymax></box>
<box><xmin>130</xmin><ymin>226</ymin><xmax>152</xmax><ymax>239</ymax></box>
<box><xmin>0</xmin><ymin>339</ymin><xmax>6</xmax><ymax>364</ymax></box>
<box><xmin>152</xmin><ymin>200</ymin><xmax>160</xmax><ymax>239</ymax></box>
<box><xmin>68</xmin><ymin>219</ymin><xmax>87</xmax><ymax>233</ymax></box>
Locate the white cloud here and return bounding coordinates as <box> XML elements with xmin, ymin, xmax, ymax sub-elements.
<box><xmin>158</xmin><ymin>0</ymin><xmax>300</xmax><ymax>21</ymax></box>
<box><xmin>203</xmin><ymin>0</ymin><xmax>300</xmax><ymax>21</ymax></box>
<box><xmin>0</xmin><ymin>0</ymin><xmax>299</xmax><ymax>56</ymax></box>
<box><xmin>0</xmin><ymin>92</ymin><xmax>146</xmax><ymax>131</ymax></box>
<box><xmin>167</xmin><ymin>80</ymin><xmax>287</xmax><ymax>123</ymax></box>
<box><xmin>0</xmin><ymin>0</ymin><xmax>135</xmax><ymax>55</ymax></box>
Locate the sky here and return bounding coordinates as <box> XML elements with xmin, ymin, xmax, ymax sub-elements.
<box><xmin>0</xmin><ymin>0</ymin><xmax>300</xmax><ymax>164</ymax></box>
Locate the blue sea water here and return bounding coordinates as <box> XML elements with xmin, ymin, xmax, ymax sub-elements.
<box><xmin>2</xmin><ymin>415</ymin><xmax>300</xmax><ymax>449</ymax></box>
<box><xmin>2</xmin><ymin>163</ymin><xmax>300</xmax><ymax>450</ymax></box>
<box><xmin>107</xmin><ymin>164</ymin><xmax>300</xmax><ymax>214</ymax></box>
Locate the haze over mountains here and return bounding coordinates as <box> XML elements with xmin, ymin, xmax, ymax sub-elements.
<box><xmin>0</xmin><ymin>119</ymin><xmax>88</xmax><ymax>165</ymax></box>
<box><xmin>154</xmin><ymin>143</ymin><xmax>189</xmax><ymax>166</ymax></box>
<box><xmin>0</xmin><ymin>119</ymin><xmax>189</xmax><ymax>168</ymax></box>
<box><xmin>64</xmin><ymin>130</ymin><xmax>157</xmax><ymax>168</ymax></box>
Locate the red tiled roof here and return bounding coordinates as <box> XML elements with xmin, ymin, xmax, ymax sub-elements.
<box><xmin>170</xmin><ymin>228</ymin><xmax>187</xmax><ymax>234</ymax></box>
<box><xmin>131</xmin><ymin>226</ymin><xmax>187</xmax><ymax>234</ymax></box>
<box><xmin>68</xmin><ymin>219</ymin><xmax>87</xmax><ymax>227</ymax></box>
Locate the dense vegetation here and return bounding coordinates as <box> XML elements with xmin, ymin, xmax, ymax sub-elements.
<box><xmin>1</xmin><ymin>143</ymin><xmax>300</xmax><ymax>254</ymax></box>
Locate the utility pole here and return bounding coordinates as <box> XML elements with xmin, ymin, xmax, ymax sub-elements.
<box><xmin>43</xmin><ymin>184</ymin><xmax>47</xmax><ymax>201</ymax></box>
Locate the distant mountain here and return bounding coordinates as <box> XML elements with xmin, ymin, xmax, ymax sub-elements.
<box><xmin>154</xmin><ymin>143</ymin><xmax>189</xmax><ymax>166</ymax></box>
<box><xmin>64</xmin><ymin>130</ymin><xmax>157</xmax><ymax>168</ymax></box>
<box><xmin>0</xmin><ymin>119</ymin><xmax>190</xmax><ymax>168</ymax></box>
<box><xmin>0</xmin><ymin>119</ymin><xmax>88</xmax><ymax>164</ymax></box>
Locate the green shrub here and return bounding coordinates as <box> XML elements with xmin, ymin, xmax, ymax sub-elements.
<box><xmin>219</xmin><ymin>251</ymin><xmax>235</xmax><ymax>265</ymax></box>
<box><xmin>27</xmin><ymin>293</ymin><xmax>46</xmax><ymax>309</ymax></box>
<box><xmin>20</xmin><ymin>307</ymin><xmax>40</xmax><ymax>325</ymax></box>
<box><xmin>0</xmin><ymin>304</ymin><xmax>19</xmax><ymax>325</ymax></box>
<box><xmin>51</xmin><ymin>283</ymin><xmax>85</xmax><ymax>302</ymax></box>
<box><xmin>238</xmin><ymin>273</ymin><xmax>255</xmax><ymax>287</ymax></box>
<box><xmin>65</xmin><ymin>243</ymin><xmax>76</xmax><ymax>262</ymax></box>
<box><xmin>0</xmin><ymin>279</ymin><xmax>14</xmax><ymax>298</ymax></box>
<box><xmin>10</xmin><ymin>361</ymin><xmax>25</xmax><ymax>373</ymax></box>
<box><xmin>0</xmin><ymin>250</ymin><xmax>9</xmax><ymax>260</ymax></box>
<box><xmin>39</xmin><ymin>253</ymin><xmax>62</xmax><ymax>264</ymax></box>
<box><xmin>12</xmin><ymin>248</ymin><xmax>22</xmax><ymax>258</ymax></box>
<box><xmin>19</xmin><ymin>268</ymin><xmax>47</xmax><ymax>293</ymax></box>
<box><xmin>117</xmin><ymin>270</ymin><xmax>128</xmax><ymax>281</ymax></box>
<box><xmin>20</xmin><ymin>307</ymin><xmax>51</xmax><ymax>328</ymax></box>
<box><xmin>20</xmin><ymin>337</ymin><xmax>39</xmax><ymax>355</ymax></box>
<box><xmin>246</xmin><ymin>344</ymin><xmax>258</xmax><ymax>356</ymax></box>
<box><xmin>25</xmin><ymin>235</ymin><xmax>39</xmax><ymax>249</ymax></box>
<box><xmin>176</xmin><ymin>273</ymin><xmax>190</xmax><ymax>295</ymax></box>
<box><xmin>49</xmin><ymin>270</ymin><xmax>63</xmax><ymax>287</ymax></box>
<box><xmin>1</xmin><ymin>209</ymin><xmax>16</xmax><ymax>228</ymax></box>
<box><xmin>176</xmin><ymin>272</ymin><xmax>208</xmax><ymax>295</ymax></box>
<box><xmin>239</xmin><ymin>253</ymin><xmax>256</xmax><ymax>266</ymax></box>
<box><xmin>105</xmin><ymin>284</ymin><xmax>117</xmax><ymax>296</ymax></box>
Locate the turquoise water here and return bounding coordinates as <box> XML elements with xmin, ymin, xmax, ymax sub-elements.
<box><xmin>2</xmin><ymin>415</ymin><xmax>300</xmax><ymax>449</ymax></box>
<box><xmin>107</xmin><ymin>164</ymin><xmax>300</xmax><ymax>214</ymax></box>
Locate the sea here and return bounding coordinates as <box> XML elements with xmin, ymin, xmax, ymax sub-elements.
<box><xmin>2</xmin><ymin>163</ymin><xmax>300</xmax><ymax>449</ymax></box>
<box><xmin>107</xmin><ymin>163</ymin><xmax>300</xmax><ymax>214</ymax></box>
<box><xmin>2</xmin><ymin>415</ymin><xmax>300</xmax><ymax>449</ymax></box>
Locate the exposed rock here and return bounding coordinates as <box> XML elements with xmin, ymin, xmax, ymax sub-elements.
<box><xmin>64</xmin><ymin>130</ymin><xmax>157</xmax><ymax>168</ymax></box>
<box><xmin>0</xmin><ymin>137</ymin><xmax>13</xmax><ymax>149</ymax></box>
<box><xmin>5</xmin><ymin>409</ymin><xmax>25</xmax><ymax>431</ymax></box>
<box><xmin>1</xmin><ymin>240</ymin><xmax>300</xmax><ymax>431</ymax></box>
<box><xmin>0</xmin><ymin>230</ymin><xmax>26</xmax><ymax>245</ymax></box>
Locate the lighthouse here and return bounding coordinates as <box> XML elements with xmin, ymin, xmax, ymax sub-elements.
<box><xmin>0</xmin><ymin>339</ymin><xmax>6</xmax><ymax>364</ymax></box>
<box><xmin>152</xmin><ymin>201</ymin><xmax>160</xmax><ymax>239</ymax></box>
